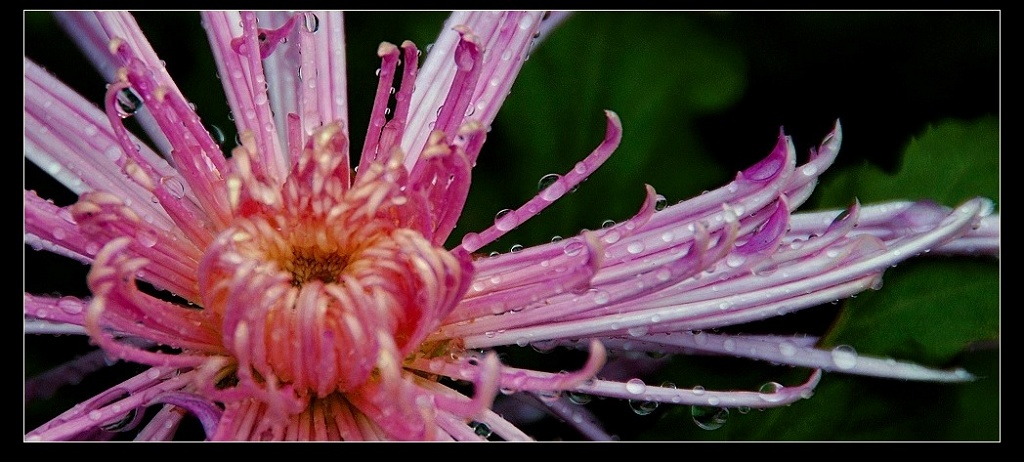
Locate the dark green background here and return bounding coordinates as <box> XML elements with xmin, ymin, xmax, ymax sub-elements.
<box><xmin>24</xmin><ymin>11</ymin><xmax>999</xmax><ymax>441</ymax></box>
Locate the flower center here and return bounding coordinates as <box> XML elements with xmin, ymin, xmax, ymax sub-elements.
<box><xmin>286</xmin><ymin>247</ymin><xmax>349</xmax><ymax>287</ymax></box>
<box><xmin>197</xmin><ymin>124</ymin><xmax>472</xmax><ymax>403</ymax></box>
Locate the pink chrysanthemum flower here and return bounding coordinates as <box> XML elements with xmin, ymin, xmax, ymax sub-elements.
<box><xmin>24</xmin><ymin>11</ymin><xmax>998</xmax><ymax>441</ymax></box>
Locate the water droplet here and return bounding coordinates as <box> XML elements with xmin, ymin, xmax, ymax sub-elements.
<box><xmin>537</xmin><ymin>390</ymin><xmax>561</xmax><ymax>402</ymax></box>
<box><xmin>57</xmin><ymin>296</ymin><xmax>82</xmax><ymax>314</ymax></box>
<box><xmin>510</xmin><ymin>244</ymin><xmax>524</xmax><ymax>253</ymax></box>
<box><xmin>88</xmin><ymin>410</ymin><xmax>103</xmax><ymax>421</ymax></box>
<box><xmin>137</xmin><ymin>229</ymin><xmax>158</xmax><ymax>248</ymax></box>
<box><xmin>758</xmin><ymin>382</ymin><xmax>785</xmax><ymax>403</ymax></box>
<box><xmin>531</xmin><ymin>339</ymin><xmax>558</xmax><ymax>353</ymax></box>
<box><xmin>691</xmin><ymin>405</ymin><xmax>729</xmax><ymax>430</ymax></box>
<box><xmin>461</xmin><ymin>232</ymin><xmax>482</xmax><ymax>250</ymax></box>
<box><xmin>593</xmin><ymin>290</ymin><xmax>610</xmax><ymax>305</ymax></box>
<box><xmin>500</xmin><ymin>49</ymin><xmax>513</xmax><ymax>61</ymax></box>
<box><xmin>160</xmin><ymin>176</ymin><xmax>185</xmax><ymax>199</ymax></box>
<box><xmin>725</xmin><ymin>254</ymin><xmax>746</xmax><ymax>268</ymax></box>
<box><xmin>83</xmin><ymin>124</ymin><xmax>99</xmax><ymax>137</ymax></box>
<box><xmin>303</xmin><ymin>12</ymin><xmax>320</xmax><ymax>33</ymax></box>
<box><xmin>723</xmin><ymin>338</ymin><xmax>736</xmax><ymax>351</ymax></box>
<box><xmin>471</xmin><ymin>421</ymin><xmax>492</xmax><ymax>438</ymax></box>
<box><xmin>209</xmin><ymin>124</ymin><xmax>226</xmax><ymax>145</ymax></box>
<box><xmin>567</xmin><ymin>391</ymin><xmax>592</xmax><ymax>405</ymax></box>
<box><xmin>115</xmin><ymin>88</ymin><xmax>142</xmax><ymax>118</ymax></box>
<box><xmin>692</xmin><ymin>385</ymin><xmax>706</xmax><ymax>395</ymax></box>
<box><xmin>779</xmin><ymin>341</ymin><xmax>797</xmax><ymax>357</ymax></box>
<box><xmin>494</xmin><ymin>208</ymin><xmax>519</xmax><ymax>231</ymax></box>
<box><xmin>100</xmin><ymin>407</ymin><xmax>138</xmax><ymax>432</ymax></box>
<box><xmin>563</xmin><ymin>240</ymin><xmax>584</xmax><ymax>257</ymax></box>
<box><xmin>654</xmin><ymin>195</ymin><xmax>668</xmax><ymax>211</ymax></box>
<box><xmin>629</xmin><ymin>399</ymin><xmax>659</xmax><ymax>416</ymax></box>
<box><xmin>626</xmin><ymin>241</ymin><xmax>645</xmax><ymax>254</ymax></box>
<box><xmin>537</xmin><ymin>173</ymin><xmax>565</xmax><ymax>200</ymax></box>
<box><xmin>627</xmin><ymin>325</ymin><xmax>648</xmax><ymax>337</ymax></box>
<box><xmin>830</xmin><ymin>345</ymin><xmax>858</xmax><ymax>370</ymax></box>
<box><xmin>625</xmin><ymin>378</ymin><xmax>646</xmax><ymax>395</ymax></box>
<box><xmin>801</xmin><ymin>164</ymin><xmax>818</xmax><ymax>176</ymax></box>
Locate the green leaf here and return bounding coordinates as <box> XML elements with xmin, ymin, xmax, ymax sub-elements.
<box><xmin>815</xmin><ymin>116</ymin><xmax>999</xmax><ymax>208</ymax></box>
<box><xmin>823</xmin><ymin>259</ymin><xmax>998</xmax><ymax>365</ymax></box>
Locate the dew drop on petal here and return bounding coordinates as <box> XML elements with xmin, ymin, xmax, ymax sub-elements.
<box><xmin>563</xmin><ymin>240</ymin><xmax>584</xmax><ymax>257</ymax></box>
<box><xmin>537</xmin><ymin>390</ymin><xmax>561</xmax><ymax>402</ymax></box>
<box><xmin>801</xmin><ymin>164</ymin><xmax>818</xmax><ymax>176</ymax></box>
<box><xmin>494</xmin><ymin>208</ymin><xmax>519</xmax><ymax>232</ymax></box>
<box><xmin>625</xmin><ymin>378</ymin><xmax>646</xmax><ymax>395</ymax></box>
<box><xmin>654</xmin><ymin>195</ymin><xmax>668</xmax><ymax>211</ymax></box>
<box><xmin>593</xmin><ymin>290</ymin><xmax>610</xmax><ymax>305</ymax></box>
<box><xmin>627</xmin><ymin>325</ymin><xmax>648</xmax><ymax>337</ymax></box>
<box><xmin>629</xmin><ymin>399</ymin><xmax>658</xmax><ymax>416</ymax></box>
<box><xmin>461</xmin><ymin>232</ymin><xmax>482</xmax><ymax>250</ymax></box>
<box><xmin>161</xmin><ymin>176</ymin><xmax>186</xmax><ymax>199</ymax></box>
<box><xmin>518</xmin><ymin>14</ymin><xmax>535</xmax><ymax>30</ymax></box>
<box><xmin>567</xmin><ymin>391</ymin><xmax>592</xmax><ymax>405</ymax></box>
<box><xmin>691</xmin><ymin>405</ymin><xmax>729</xmax><ymax>430</ymax></box>
<box><xmin>472</xmin><ymin>421</ymin><xmax>492</xmax><ymax>438</ymax></box>
<box><xmin>537</xmin><ymin>173</ymin><xmax>565</xmax><ymax>200</ymax></box>
<box><xmin>137</xmin><ymin>229</ymin><xmax>158</xmax><ymax>248</ymax></box>
<box><xmin>758</xmin><ymin>382</ymin><xmax>785</xmax><ymax>403</ymax></box>
<box><xmin>692</xmin><ymin>385</ymin><xmax>705</xmax><ymax>395</ymax></box>
<box><xmin>303</xmin><ymin>12</ymin><xmax>320</xmax><ymax>33</ymax></box>
<box><xmin>57</xmin><ymin>296</ymin><xmax>82</xmax><ymax>315</ymax></box>
<box><xmin>830</xmin><ymin>345</ymin><xmax>858</xmax><ymax>370</ymax></box>
<box><xmin>209</xmin><ymin>124</ymin><xmax>226</xmax><ymax>145</ymax></box>
<box><xmin>779</xmin><ymin>341</ymin><xmax>797</xmax><ymax>357</ymax></box>
<box><xmin>115</xmin><ymin>88</ymin><xmax>142</xmax><ymax>118</ymax></box>
<box><xmin>725</xmin><ymin>254</ymin><xmax>745</xmax><ymax>268</ymax></box>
